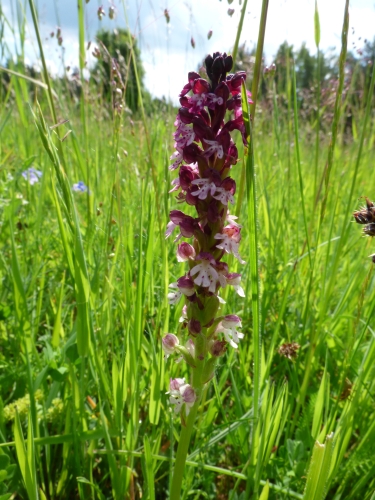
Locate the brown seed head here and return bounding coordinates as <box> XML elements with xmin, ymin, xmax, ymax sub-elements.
<box><xmin>278</xmin><ymin>342</ymin><xmax>300</xmax><ymax>360</ymax></box>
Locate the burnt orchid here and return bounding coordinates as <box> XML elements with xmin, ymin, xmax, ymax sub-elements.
<box><xmin>164</xmin><ymin>52</ymin><xmax>252</xmax><ymax>498</ymax></box>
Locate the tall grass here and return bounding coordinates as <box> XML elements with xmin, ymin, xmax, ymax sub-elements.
<box><xmin>1</xmin><ymin>0</ymin><xmax>375</xmax><ymax>499</ymax></box>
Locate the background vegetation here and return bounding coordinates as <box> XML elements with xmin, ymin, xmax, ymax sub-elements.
<box><xmin>0</xmin><ymin>1</ymin><xmax>375</xmax><ymax>499</ymax></box>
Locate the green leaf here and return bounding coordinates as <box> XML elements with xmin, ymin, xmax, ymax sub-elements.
<box><xmin>0</xmin><ymin>455</ymin><xmax>10</xmax><ymax>469</ymax></box>
<box><xmin>0</xmin><ymin>494</ymin><xmax>12</xmax><ymax>500</ymax></box>
<box><xmin>312</xmin><ymin>365</ymin><xmax>327</xmax><ymax>440</ymax></box>
<box><xmin>143</xmin><ymin>436</ymin><xmax>155</xmax><ymax>500</ymax></box>
<box><xmin>13</xmin><ymin>411</ymin><xmax>38</xmax><ymax>500</ymax></box>
<box><xmin>52</xmin><ymin>272</ymin><xmax>65</xmax><ymax>348</ymax></box>
<box><xmin>10</xmin><ymin>223</ymin><xmax>32</xmax><ymax>353</ymax></box>
<box><xmin>303</xmin><ymin>433</ymin><xmax>334</xmax><ymax>500</ymax></box>
<box><xmin>76</xmin><ymin>477</ymin><xmax>106</xmax><ymax>500</ymax></box>
<box><xmin>259</xmin><ymin>481</ymin><xmax>270</xmax><ymax>500</ymax></box>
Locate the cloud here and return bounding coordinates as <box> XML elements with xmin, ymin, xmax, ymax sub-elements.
<box><xmin>1</xmin><ymin>0</ymin><xmax>374</xmax><ymax>100</ymax></box>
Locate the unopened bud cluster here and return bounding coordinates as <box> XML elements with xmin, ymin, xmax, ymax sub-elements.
<box><xmin>162</xmin><ymin>52</ymin><xmax>251</xmax><ymax>416</ymax></box>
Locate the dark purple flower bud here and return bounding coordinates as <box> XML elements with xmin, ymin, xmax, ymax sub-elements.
<box><xmin>192</xmin><ymin>79</ymin><xmax>210</xmax><ymax>94</ymax></box>
<box><xmin>223</xmin><ymin>115</ymin><xmax>246</xmax><ymax>145</ymax></box>
<box><xmin>169</xmin><ymin>210</ymin><xmax>199</xmax><ymax>238</ymax></box>
<box><xmin>221</xmin><ymin>177</ymin><xmax>236</xmax><ymax>194</ymax></box>
<box><xmin>192</xmin><ymin>116</ymin><xmax>215</xmax><ymax>142</ymax></box>
<box><xmin>205</xmin><ymin>52</ymin><xmax>232</xmax><ymax>91</ymax></box>
<box><xmin>211</xmin><ymin>82</ymin><xmax>230</xmax><ymax>133</ymax></box>
<box><xmin>226</xmin><ymin>94</ymin><xmax>241</xmax><ymax>111</ymax></box>
<box><xmin>226</xmin><ymin>71</ymin><xmax>247</xmax><ymax>94</ymax></box>
<box><xmin>183</xmin><ymin>143</ymin><xmax>203</xmax><ymax>164</ymax></box>
<box><xmin>180</xmin><ymin>216</ymin><xmax>198</xmax><ymax>237</ymax></box>
<box><xmin>177</xmin><ymin>242</ymin><xmax>196</xmax><ymax>262</ymax></box>
<box><xmin>200</xmin><ymin>108</ymin><xmax>211</xmax><ymax>125</ymax></box>
<box><xmin>180</xmin><ymin>72</ymin><xmax>201</xmax><ymax>97</ymax></box>
<box><xmin>224</xmin><ymin>54</ymin><xmax>233</xmax><ymax>73</ymax></box>
<box><xmin>179</xmin><ymin>96</ymin><xmax>189</xmax><ymax>107</ymax></box>
<box><xmin>216</xmin><ymin>129</ymin><xmax>231</xmax><ymax>156</ymax></box>
<box><xmin>179</xmin><ymin>165</ymin><xmax>197</xmax><ymax>191</ymax></box>
<box><xmin>191</xmin><ymin>37</ymin><xmax>196</xmax><ymax>49</ymax></box>
<box><xmin>188</xmin><ymin>319</ymin><xmax>201</xmax><ymax>336</ymax></box>
<box><xmin>223</xmin><ymin>115</ymin><xmax>244</xmax><ymax>132</ymax></box>
<box><xmin>224</xmin><ymin>142</ymin><xmax>238</xmax><ymax>167</ymax></box>
<box><xmin>169</xmin><ymin>210</ymin><xmax>187</xmax><ymax>225</ymax></box>
<box><xmin>178</xmin><ymin>107</ymin><xmax>195</xmax><ymax>124</ymax></box>
<box><xmin>186</xmin><ymin>189</ymin><xmax>198</xmax><ymax>206</ymax></box>
<box><xmin>210</xmin><ymin>340</ymin><xmax>227</xmax><ymax>357</ymax></box>
<box><xmin>211</xmin><ymin>55</ymin><xmax>224</xmax><ymax>80</ymax></box>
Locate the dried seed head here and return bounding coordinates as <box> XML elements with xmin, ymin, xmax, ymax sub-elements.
<box><xmin>363</xmin><ymin>223</ymin><xmax>375</xmax><ymax>237</ymax></box>
<box><xmin>353</xmin><ymin>198</ymin><xmax>375</xmax><ymax>224</ymax></box>
<box><xmin>278</xmin><ymin>342</ymin><xmax>300</xmax><ymax>360</ymax></box>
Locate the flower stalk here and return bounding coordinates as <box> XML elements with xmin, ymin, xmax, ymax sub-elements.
<box><xmin>163</xmin><ymin>52</ymin><xmax>251</xmax><ymax>498</ymax></box>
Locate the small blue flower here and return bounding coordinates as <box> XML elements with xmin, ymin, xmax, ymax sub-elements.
<box><xmin>22</xmin><ymin>167</ymin><xmax>42</xmax><ymax>185</ymax></box>
<box><xmin>72</xmin><ymin>181</ymin><xmax>90</xmax><ymax>193</ymax></box>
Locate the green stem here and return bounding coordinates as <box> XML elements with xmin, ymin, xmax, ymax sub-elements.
<box><xmin>170</xmin><ymin>362</ymin><xmax>204</xmax><ymax>499</ymax></box>
<box><xmin>27</xmin><ymin>0</ymin><xmax>56</xmax><ymax>123</ymax></box>
<box><xmin>250</xmin><ymin>0</ymin><xmax>269</xmax><ymax>118</ymax></box>
<box><xmin>232</xmin><ymin>0</ymin><xmax>248</xmax><ymax>67</ymax></box>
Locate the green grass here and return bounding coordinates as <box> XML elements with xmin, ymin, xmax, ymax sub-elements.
<box><xmin>1</xmin><ymin>0</ymin><xmax>375</xmax><ymax>499</ymax></box>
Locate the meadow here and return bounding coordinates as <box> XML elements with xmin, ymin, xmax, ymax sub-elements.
<box><xmin>1</xmin><ymin>0</ymin><xmax>375</xmax><ymax>499</ymax></box>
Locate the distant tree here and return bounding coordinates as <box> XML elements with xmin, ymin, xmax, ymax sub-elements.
<box><xmin>94</xmin><ymin>29</ymin><xmax>145</xmax><ymax>113</ymax></box>
<box><xmin>295</xmin><ymin>43</ymin><xmax>315</xmax><ymax>90</ymax></box>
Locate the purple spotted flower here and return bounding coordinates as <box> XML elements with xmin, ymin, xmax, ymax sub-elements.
<box><xmin>163</xmin><ymin>52</ymin><xmax>252</xmax><ymax>417</ymax></box>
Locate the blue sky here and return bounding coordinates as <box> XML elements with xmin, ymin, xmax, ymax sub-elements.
<box><xmin>2</xmin><ymin>0</ymin><xmax>375</xmax><ymax>102</ymax></box>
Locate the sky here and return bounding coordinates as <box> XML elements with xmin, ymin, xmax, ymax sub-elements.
<box><xmin>1</xmin><ymin>0</ymin><xmax>375</xmax><ymax>103</ymax></box>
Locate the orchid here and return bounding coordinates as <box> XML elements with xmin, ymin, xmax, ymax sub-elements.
<box><xmin>163</xmin><ymin>52</ymin><xmax>252</xmax><ymax>497</ymax></box>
